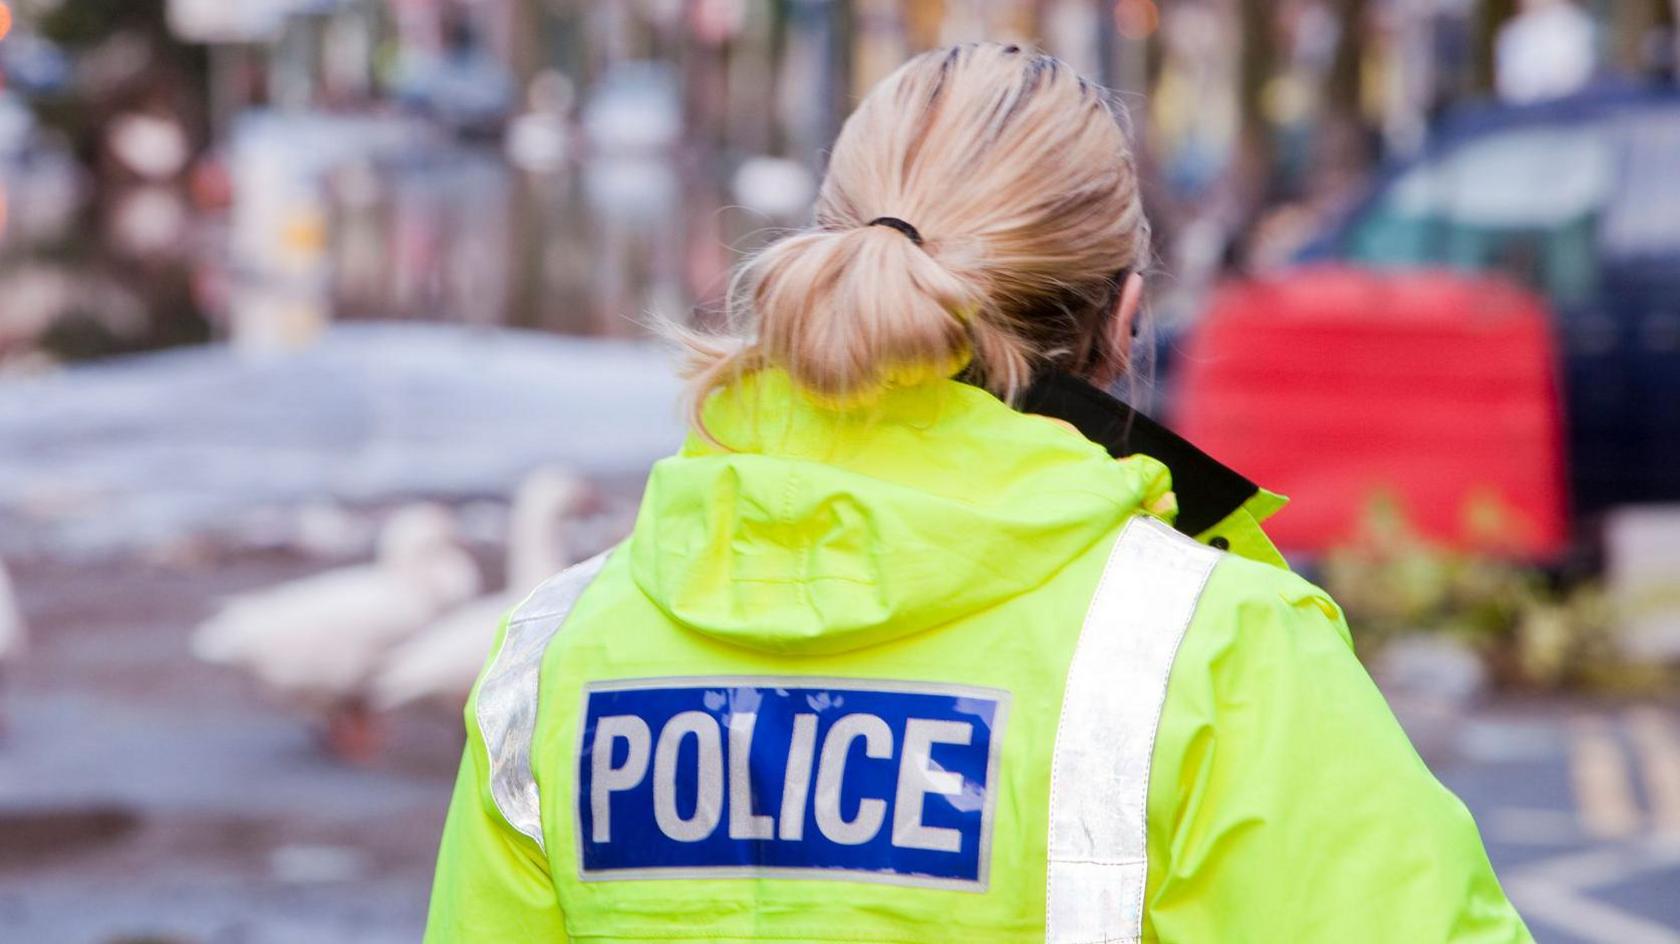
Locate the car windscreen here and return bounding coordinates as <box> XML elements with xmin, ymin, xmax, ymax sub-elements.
<box><xmin>1346</xmin><ymin>122</ymin><xmax>1615</xmax><ymax>307</ymax></box>
<box><xmin>1600</xmin><ymin>108</ymin><xmax>1680</xmax><ymax>262</ymax></box>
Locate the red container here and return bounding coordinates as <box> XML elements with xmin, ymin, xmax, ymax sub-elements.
<box><xmin>1173</xmin><ymin>267</ymin><xmax>1569</xmax><ymax>558</ymax></box>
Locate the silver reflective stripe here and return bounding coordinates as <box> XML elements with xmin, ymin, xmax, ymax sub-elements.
<box><xmin>1045</xmin><ymin>516</ymin><xmax>1221</xmax><ymax>944</ymax></box>
<box><xmin>476</xmin><ymin>549</ymin><xmax>612</xmax><ymax>852</ymax></box>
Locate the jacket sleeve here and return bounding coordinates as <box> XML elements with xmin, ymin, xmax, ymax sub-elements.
<box><xmin>1144</xmin><ymin>560</ymin><xmax>1533</xmax><ymax>944</ymax></box>
<box><xmin>424</xmin><ymin>619</ymin><xmax>569</xmax><ymax>943</ymax></box>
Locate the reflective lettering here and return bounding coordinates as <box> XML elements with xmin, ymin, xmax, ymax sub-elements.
<box><xmin>892</xmin><ymin>719</ymin><xmax>972</xmax><ymax>852</ymax></box>
<box><xmin>727</xmin><ymin>712</ymin><xmax>774</xmax><ymax>840</ymax></box>
<box><xmin>653</xmin><ymin>710</ymin><xmax>723</xmax><ymax>842</ymax></box>
<box><xmin>578</xmin><ymin>680</ymin><xmax>1008</xmax><ymax>886</ymax></box>
<box><xmin>778</xmin><ymin>713</ymin><xmax>818</xmax><ymax>840</ymax></box>
<box><xmin>814</xmin><ymin>713</ymin><xmax>892</xmax><ymax>845</ymax></box>
<box><xmin>590</xmin><ymin>715</ymin><xmax>651</xmax><ymax>842</ymax></box>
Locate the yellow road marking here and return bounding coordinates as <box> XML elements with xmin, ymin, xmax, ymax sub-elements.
<box><xmin>1569</xmin><ymin>715</ymin><xmax>1642</xmax><ymax>841</ymax></box>
<box><xmin>1627</xmin><ymin>708</ymin><xmax>1680</xmax><ymax>837</ymax></box>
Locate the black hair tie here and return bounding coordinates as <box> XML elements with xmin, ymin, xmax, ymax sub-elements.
<box><xmin>867</xmin><ymin>216</ymin><xmax>924</xmax><ymax>246</ymax></box>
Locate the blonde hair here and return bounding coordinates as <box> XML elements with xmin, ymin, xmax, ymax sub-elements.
<box><xmin>682</xmin><ymin>42</ymin><xmax>1151</xmax><ymax>428</ymax></box>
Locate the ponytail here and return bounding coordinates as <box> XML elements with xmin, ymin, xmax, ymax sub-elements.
<box><xmin>752</xmin><ymin>223</ymin><xmax>977</xmax><ymax>401</ymax></box>
<box><xmin>675</xmin><ymin>42</ymin><xmax>1150</xmax><ymax>439</ymax></box>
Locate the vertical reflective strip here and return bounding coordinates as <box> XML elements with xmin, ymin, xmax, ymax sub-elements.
<box><xmin>1045</xmin><ymin>517</ymin><xmax>1221</xmax><ymax>944</ymax></box>
<box><xmin>477</xmin><ymin>549</ymin><xmax>612</xmax><ymax>853</ymax></box>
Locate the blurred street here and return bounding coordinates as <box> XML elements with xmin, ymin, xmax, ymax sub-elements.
<box><xmin>2</xmin><ymin>0</ymin><xmax>1679</xmax><ymax>941</ymax></box>
<box><xmin>1447</xmin><ymin>708</ymin><xmax>1680</xmax><ymax>944</ymax></box>
<box><xmin>1</xmin><ymin>553</ymin><xmax>452</xmax><ymax>944</ymax></box>
<box><xmin>2</xmin><ymin>551</ymin><xmax>1677</xmax><ymax>943</ymax></box>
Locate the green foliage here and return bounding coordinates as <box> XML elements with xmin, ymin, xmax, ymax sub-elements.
<box><xmin>1322</xmin><ymin>493</ymin><xmax>1668</xmax><ymax>693</ymax></box>
<box><xmin>27</xmin><ymin>0</ymin><xmax>209</xmax><ymax>148</ymax></box>
<box><xmin>37</xmin><ymin>0</ymin><xmax>172</xmax><ymax>48</ymax></box>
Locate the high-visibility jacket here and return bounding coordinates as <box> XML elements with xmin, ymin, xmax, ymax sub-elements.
<box><xmin>426</xmin><ymin>369</ymin><xmax>1533</xmax><ymax>943</ymax></box>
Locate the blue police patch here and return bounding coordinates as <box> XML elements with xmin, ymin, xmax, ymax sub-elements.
<box><xmin>576</xmin><ymin>677</ymin><xmax>1009</xmax><ymax>890</ymax></box>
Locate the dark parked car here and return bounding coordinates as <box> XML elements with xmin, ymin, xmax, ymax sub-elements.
<box><xmin>1299</xmin><ymin>87</ymin><xmax>1680</xmax><ymax>516</ymax></box>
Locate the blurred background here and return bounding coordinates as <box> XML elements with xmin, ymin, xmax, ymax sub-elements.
<box><xmin>0</xmin><ymin>0</ymin><xmax>1677</xmax><ymax>941</ymax></box>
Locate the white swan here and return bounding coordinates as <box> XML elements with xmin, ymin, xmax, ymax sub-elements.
<box><xmin>371</xmin><ymin>469</ymin><xmax>594</xmax><ymax>713</ymax></box>
<box><xmin>0</xmin><ymin>560</ymin><xmax>25</xmax><ymax>734</ymax></box>
<box><xmin>192</xmin><ymin>503</ymin><xmax>481</xmax><ymax>756</ymax></box>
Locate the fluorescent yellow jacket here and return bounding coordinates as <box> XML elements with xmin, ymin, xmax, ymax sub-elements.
<box><xmin>426</xmin><ymin>370</ymin><xmax>1532</xmax><ymax>943</ymax></box>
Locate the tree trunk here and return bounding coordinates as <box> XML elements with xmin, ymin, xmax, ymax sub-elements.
<box><xmin>1095</xmin><ymin>0</ymin><xmax>1119</xmax><ymax>90</ymax></box>
<box><xmin>1326</xmin><ymin>0</ymin><xmax>1367</xmax><ymax>125</ymax></box>
<box><xmin>1614</xmin><ymin>0</ymin><xmax>1680</xmax><ymax>75</ymax></box>
<box><xmin>829</xmin><ymin>0</ymin><xmax>854</xmax><ymax>142</ymax></box>
<box><xmin>1473</xmin><ymin>0</ymin><xmax>1519</xmax><ymax>95</ymax></box>
<box><xmin>767</xmin><ymin>0</ymin><xmax>790</xmax><ymax>155</ymax></box>
<box><xmin>1234</xmin><ymin>0</ymin><xmax>1276</xmax><ymax>208</ymax></box>
<box><xmin>1320</xmin><ymin>0</ymin><xmax>1372</xmax><ymax>185</ymax></box>
<box><xmin>509</xmin><ymin>0</ymin><xmax>545</xmax><ymax>92</ymax></box>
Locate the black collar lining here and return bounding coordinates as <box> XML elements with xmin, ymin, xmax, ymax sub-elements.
<box><xmin>1016</xmin><ymin>372</ymin><xmax>1260</xmax><ymax>537</ymax></box>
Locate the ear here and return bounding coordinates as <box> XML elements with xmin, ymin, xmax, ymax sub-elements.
<box><xmin>1095</xmin><ymin>272</ymin><xmax>1145</xmax><ymax>385</ymax></box>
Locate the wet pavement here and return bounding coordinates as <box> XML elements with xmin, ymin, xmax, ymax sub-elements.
<box><xmin>0</xmin><ymin>554</ymin><xmax>456</xmax><ymax>944</ymax></box>
<box><xmin>1</xmin><ymin>551</ymin><xmax>1677</xmax><ymax>943</ymax></box>
<box><xmin>1443</xmin><ymin>706</ymin><xmax>1680</xmax><ymax>943</ymax></box>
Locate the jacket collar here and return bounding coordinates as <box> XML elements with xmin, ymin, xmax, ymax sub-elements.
<box><xmin>1016</xmin><ymin>371</ymin><xmax>1262</xmax><ymax>538</ymax></box>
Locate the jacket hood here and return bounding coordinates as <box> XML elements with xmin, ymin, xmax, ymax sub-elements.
<box><xmin>628</xmin><ymin>370</ymin><xmax>1173</xmax><ymax>656</ymax></box>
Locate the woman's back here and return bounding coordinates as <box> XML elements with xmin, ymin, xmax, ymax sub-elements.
<box><xmin>425</xmin><ymin>43</ymin><xmax>1532</xmax><ymax>943</ymax></box>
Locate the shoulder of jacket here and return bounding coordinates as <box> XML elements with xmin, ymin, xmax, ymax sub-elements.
<box><xmin>1197</xmin><ymin>549</ymin><xmax>1353</xmax><ymax>650</ymax></box>
<box><xmin>472</xmin><ymin>547</ymin><xmax>615</xmax><ymax>852</ymax></box>
<box><xmin>507</xmin><ymin>551</ymin><xmax>614</xmax><ymax>629</ymax></box>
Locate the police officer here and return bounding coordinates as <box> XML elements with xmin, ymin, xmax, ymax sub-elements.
<box><xmin>427</xmin><ymin>43</ymin><xmax>1532</xmax><ymax>943</ymax></box>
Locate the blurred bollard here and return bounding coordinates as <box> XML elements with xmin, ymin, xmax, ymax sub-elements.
<box><xmin>1606</xmin><ymin>506</ymin><xmax>1680</xmax><ymax>663</ymax></box>
<box><xmin>0</xmin><ymin>557</ymin><xmax>22</xmax><ymax>733</ymax></box>
<box><xmin>1371</xmin><ymin>634</ymin><xmax>1487</xmax><ymax>765</ymax></box>
<box><xmin>1375</xmin><ymin>634</ymin><xmax>1488</xmax><ymax>705</ymax></box>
